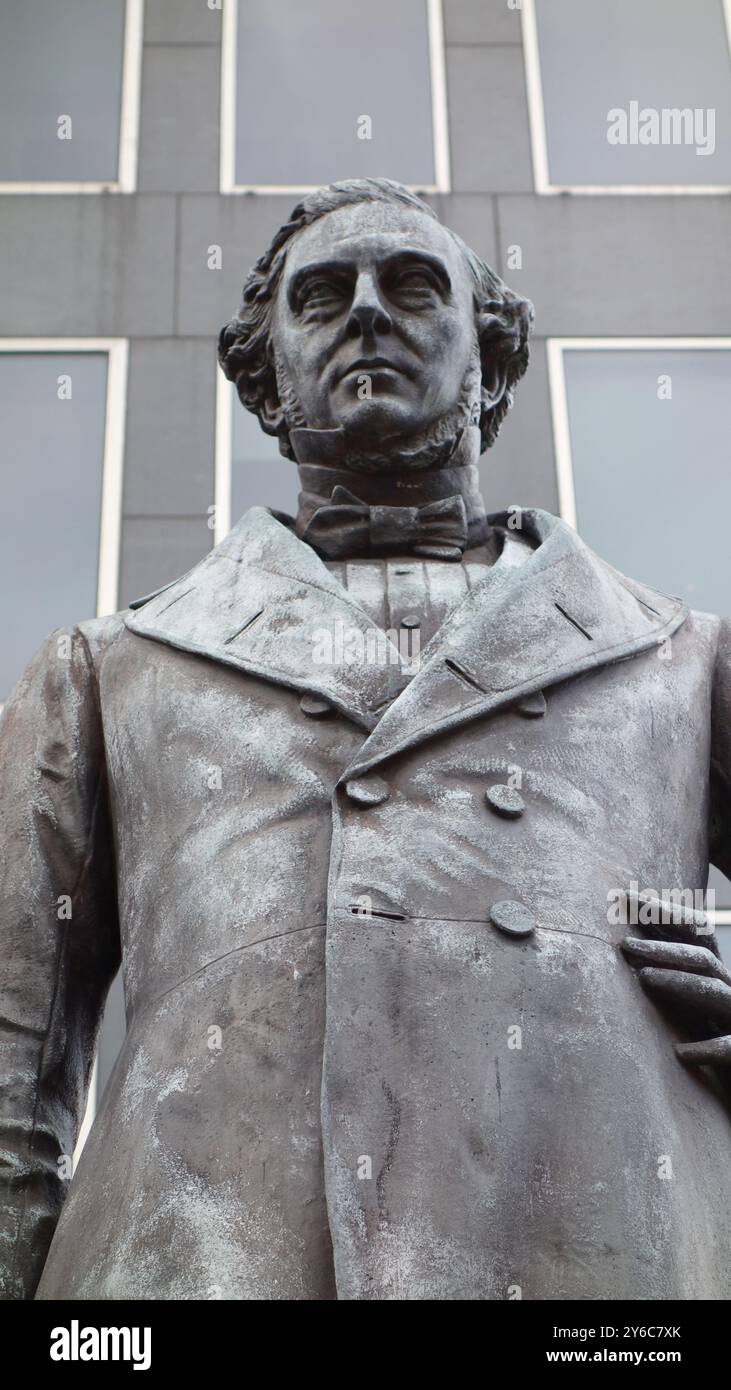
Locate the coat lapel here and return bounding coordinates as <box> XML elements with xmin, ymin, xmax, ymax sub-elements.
<box><xmin>125</xmin><ymin>507</ymin><xmax>395</xmax><ymax>731</ymax></box>
<box><xmin>125</xmin><ymin>506</ymin><xmax>688</xmax><ymax>763</ymax></box>
<box><xmin>339</xmin><ymin>508</ymin><xmax>688</xmax><ymax>778</ymax></box>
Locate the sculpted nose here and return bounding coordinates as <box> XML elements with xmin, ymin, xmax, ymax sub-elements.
<box><xmin>346</xmin><ymin>273</ymin><xmax>392</xmax><ymax>340</ymax></box>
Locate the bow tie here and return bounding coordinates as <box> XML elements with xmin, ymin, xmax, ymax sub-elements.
<box><xmin>301</xmin><ymin>486</ymin><xmax>469</xmax><ymax>561</ymax></box>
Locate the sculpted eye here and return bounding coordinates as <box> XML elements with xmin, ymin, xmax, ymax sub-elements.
<box><xmin>396</xmin><ymin>269</ymin><xmax>434</xmax><ymax>290</ymax></box>
<box><xmin>386</xmin><ymin>265</ymin><xmax>442</xmax><ymax>303</ymax></box>
<box><xmin>299</xmin><ymin>278</ymin><xmax>344</xmax><ymax>309</ymax></box>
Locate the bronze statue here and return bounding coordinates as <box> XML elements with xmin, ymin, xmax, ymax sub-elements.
<box><xmin>2</xmin><ymin>180</ymin><xmax>730</xmax><ymax>1301</ymax></box>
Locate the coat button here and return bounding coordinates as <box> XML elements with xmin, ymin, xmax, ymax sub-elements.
<box><xmin>300</xmin><ymin>692</ymin><xmax>332</xmax><ymax>717</ymax></box>
<box><xmin>400</xmin><ymin>613</ymin><xmax>420</xmax><ymax>629</ymax></box>
<box><xmin>344</xmin><ymin>775</ymin><xmax>390</xmax><ymax>806</ymax></box>
<box><xmin>516</xmin><ymin>690</ymin><xmax>547</xmax><ymax>718</ymax></box>
<box><xmin>490</xmin><ymin>900</ymin><xmax>535</xmax><ymax>938</ymax></box>
<box><xmin>485</xmin><ymin>784</ymin><xmax>525</xmax><ymax>818</ymax></box>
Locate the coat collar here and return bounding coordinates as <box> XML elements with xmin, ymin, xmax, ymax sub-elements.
<box><xmin>126</xmin><ymin>507</ymin><xmax>394</xmax><ymax>731</ymax></box>
<box><xmin>125</xmin><ymin>506</ymin><xmax>688</xmax><ymax>773</ymax></box>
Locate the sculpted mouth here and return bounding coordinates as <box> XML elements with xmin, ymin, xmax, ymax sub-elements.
<box><xmin>338</xmin><ymin>356</ymin><xmax>403</xmax><ymax>380</ymax></box>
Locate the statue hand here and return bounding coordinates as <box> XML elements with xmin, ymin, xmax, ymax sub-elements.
<box><xmin>621</xmin><ymin>933</ymin><xmax>731</xmax><ymax>1066</ymax></box>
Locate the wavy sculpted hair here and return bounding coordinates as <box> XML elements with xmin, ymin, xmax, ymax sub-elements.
<box><xmin>218</xmin><ymin>178</ymin><xmax>534</xmax><ymax>458</ymax></box>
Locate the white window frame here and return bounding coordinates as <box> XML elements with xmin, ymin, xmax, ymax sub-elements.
<box><xmin>220</xmin><ymin>0</ymin><xmax>450</xmax><ymax>194</ymax></box>
<box><xmin>547</xmin><ymin>336</ymin><xmax>731</xmax><ymax>925</ymax></box>
<box><xmin>0</xmin><ymin>0</ymin><xmax>144</xmax><ymax>195</ymax></box>
<box><xmin>521</xmin><ymin>0</ymin><xmax>731</xmax><ymax>196</ymax></box>
<box><xmin>0</xmin><ymin>338</ymin><xmax>128</xmax><ymax>1162</ymax></box>
<box><xmin>0</xmin><ymin>337</ymin><xmax>128</xmax><ymax>617</ymax></box>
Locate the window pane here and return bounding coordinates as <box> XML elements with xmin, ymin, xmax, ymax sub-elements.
<box><xmin>97</xmin><ymin>973</ymin><xmax>126</xmax><ymax>1103</ymax></box>
<box><xmin>0</xmin><ymin>0</ymin><xmax>126</xmax><ymax>182</ymax></box>
<box><xmin>708</xmin><ymin>864</ymin><xmax>730</xmax><ymax>913</ymax></box>
<box><xmin>230</xmin><ymin>389</ymin><xmax>298</xmax><ymax>524</ymax></box>
<box><xmin>562</xmin><ymin>346</ymin><xmax>731</xmax><ymax>905</ymax></box>
<box><xmin>0</xmin><ymin>352</ymin><xmax>108</xmax><ymax>701</ymax></box>
<box><xmin>235</xmin><ymin>0</ymin><xmax>436</xmax><ymax>186</ymax></box>
<box><xmin>534</xmin><ymin>0</ymin><xmax>731</xmax><ymax>186</ymax></box>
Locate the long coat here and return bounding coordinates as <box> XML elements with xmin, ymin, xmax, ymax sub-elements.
<box><xmin>1</xmin><ymin>506</ymin><xmax>731</xmax><ymax>1301</ymax></box>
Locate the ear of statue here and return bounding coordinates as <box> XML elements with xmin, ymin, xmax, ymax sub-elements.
<box><xmin>476</xmin><ymin>308</ymin><xmax>512</xmax><ymax>409</ymax></box>
<box><xmin>480</xmin><ymin>355</ymin><xmax>509</xmax><ymax>408</ymax></box>
<box><xmin>257</xmin><ymin>387</ymin><xmax>287</xmax><ymax>438</ymax></box>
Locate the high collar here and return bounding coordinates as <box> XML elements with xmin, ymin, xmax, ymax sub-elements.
<box><xmin>290</xmin><ymin>423</ymin><xmax>488</xmax><ymax>549</ymax></box>
<box><xmin>125</xmin><ymin>506</ymin><xmax>687</xmax><ymax>777</ymax></box>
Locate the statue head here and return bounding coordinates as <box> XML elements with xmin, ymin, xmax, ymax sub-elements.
<box><xmin>219</xmin><ymin>178</ymin><xmax>533</xmax><ymax>470</ymax></box>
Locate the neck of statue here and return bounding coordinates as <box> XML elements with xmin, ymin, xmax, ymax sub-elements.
<box><xmin>290</xmin><ymin>423</ymin><xmax>488</xmax><ymax>551</ymax></box>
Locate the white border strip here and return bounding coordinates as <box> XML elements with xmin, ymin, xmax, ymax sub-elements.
<box><xmin>117</xmin><ymin>0</ymin><xmax>144</xmax><ymax>193</ymax></box>
<box><xmin>546</xmin><ymin>339</ymin><xmax>576</xmax><ymax>529</ymax></box>
<box><xmin>521</xmin><ymin>0</ymin><xmax>551</xmax><ymax>197</ymax></box>
<box><xmin>214</xmin><ymin>373</ymin><xmax>233</xmax><ymax>544</ymax></box>
<box><xmin>521</xmin><ymin>0</ymin><xmax>731</xmax><ymax>196</ymax></box>
<box><xmin>73</xmin><ymin>1057</ymin><xmax>98</xmax><ymax>1171</ymax></box>
<box><xmin>0</xmin><ymin>0</ymin><xmax>144</xmax><ymax>194</ymax></box>
<box><xmin>219</xmin><ymin>0</ymin><xmax>238</xmax><ymax>197</ymax></box>
<box><xmin>427</xmin><ymin>0</ymin><xmax>451</xmax><ymax>194</ymax></box>
<box><xmin>548</xmin><ymin>335</ymin><xmax>731</xmax><ymax>918</ymax></box>
<box><xmin>220</xmin><ymin>0</ymin><xmax>450</xmax><ymax>194</ymax></box>
<box><xmin>97</xmin><ymin>340</ymin><xmax>129</xmax><ymax>614</ymax></box>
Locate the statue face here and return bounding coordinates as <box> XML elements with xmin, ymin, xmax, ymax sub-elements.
<box><xmin>271</xmin><ymin>201</ymin><xmax>477</xmax><ymax>445</ymax></box>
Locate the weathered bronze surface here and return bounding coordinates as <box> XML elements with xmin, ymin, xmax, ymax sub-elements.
<box><xmin>2</xmin><ymin>180</ymin><xmax>730</xmax><ymax>1300</ymax></box>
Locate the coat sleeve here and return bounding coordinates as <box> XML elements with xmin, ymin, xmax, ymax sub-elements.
<box><xmin>710</xmin><ymin>618</ymin><xmax>731</xmax><ymax>884</ymax></box>
<box><xmin>0</xmin><ymin>627</ymin><xmax>120</xmax><ymax>1300</ymax></box>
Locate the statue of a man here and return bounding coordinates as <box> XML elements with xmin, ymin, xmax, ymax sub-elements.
<box><xmin>2</xmin><ymin>179</ymin><xmax>731</xmax><ymax>1301</ymax></box>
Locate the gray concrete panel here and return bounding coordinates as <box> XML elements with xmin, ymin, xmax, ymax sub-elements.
<box><xmin>177</xmin><ymin>194</ymin><xmax>293</xmax><ymax>336</ymax></box>
<box><xmin>447</xmin><ymin>45</ymin><xmax>533</xmax><ymax>193</ymax></box>
<box><xmin>444</xmin><ymin>0</ymin><xmax>523</xmax><ymax>45</ymax></box>
<box><xmin>482</xmin><ymin>337</ymin><xmax>559</xmax><ymax>513</ymax></box>
<box><xmin>144</xmin><ymin>0</ymin><xmax>222</xmax><ymax>45</ymax></box>
<box><xmin>0</xmin><ymin>196</ymin><xmax>177</xmax><ymax>336</ymax></box>
<box><xmin>430</xmin><ymin>193</ymin><xmax>498</xmax><ymax>265</ymax></box>
<box><xmin>496</xmin><ymin>195</ymin><xmax>731</xmax><ymax>334</ymax></box>
<box><xmin>123</xmin><ymin>339</ymin><xmax>217</xmax><ymax>516</ymax></box>
<box><xmin>119</xmin><ymin>516</ymin><xmax>212</xmax><ymax>607</ymax></box>
<box><xmin>138</xmin><ymin>45</ymin><xmax>220</xmax><ymax>193</ymax></box>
